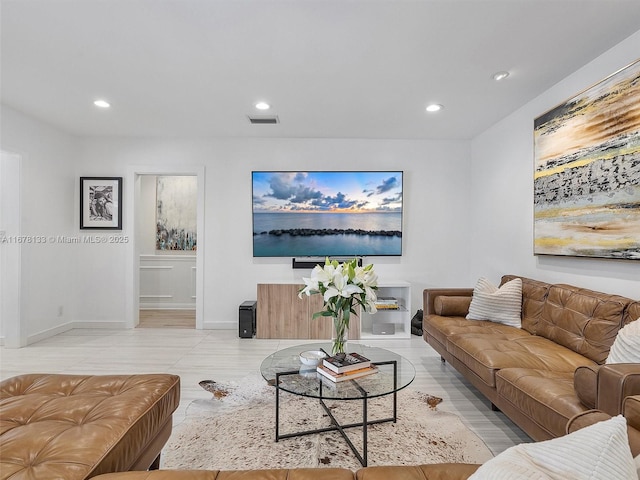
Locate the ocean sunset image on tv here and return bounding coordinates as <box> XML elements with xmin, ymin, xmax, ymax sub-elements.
<box><xmin>252</xmin><ymin>171</ymin><xmax>403</xmax><ymax>257</ymax></box>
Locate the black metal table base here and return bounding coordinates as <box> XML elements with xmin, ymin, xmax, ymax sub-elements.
<box><xmin>274</xmin><ymin>361</ymin><xmax>397</xmax><ymax>467</ymax></box>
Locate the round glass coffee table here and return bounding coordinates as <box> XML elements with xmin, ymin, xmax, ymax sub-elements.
<box><xmin>260</xmin><ymin>342</ymin><xmax>416</xmax><ymax>466</ymax></box>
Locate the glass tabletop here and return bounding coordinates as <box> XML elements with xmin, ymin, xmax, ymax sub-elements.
<box><xmin>260</xmin><ymin>343</ymin><xmax>415</xmax><ymax>400</ymax></box>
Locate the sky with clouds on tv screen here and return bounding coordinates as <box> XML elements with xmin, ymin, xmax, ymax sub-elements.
<box><xmin>252</xmin><ymin>171</ymin><xmax>402</xmax><ymax>213</ymax></box>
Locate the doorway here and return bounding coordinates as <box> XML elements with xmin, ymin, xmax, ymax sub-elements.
<box><xmin>137</xmin><ymin>174</ymin><xmax>197</xmax><ymax>329</ymax></box>
<box><xmin>125</xmin><ymin>166</ymin><xmax>205</xmax><ymax>330</ymax></box>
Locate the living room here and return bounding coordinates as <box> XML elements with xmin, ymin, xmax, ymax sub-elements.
<box><xmin>1</xmin><ymin>1</ymin><xmax>640</xmax><ymax>478</ymax></box>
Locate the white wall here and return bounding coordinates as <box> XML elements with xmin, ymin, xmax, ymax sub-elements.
<box><xmin>3</xmin><ymin>29</ymin><xmax>639</xmax><ymax>341</ymax></box>
<box><xmin>470</xmin><ymin>30</ymin><xmax>640</xmax><ymax>299</ymax></box>
<box><xmin>139</xmin><ymin>255</ymin><xmax>196</xmax><ymax>309</ymax></box>
<box><xmin>75</xmin><ymin>137</ymin><xmax>472</xmax><ymax>328</ymax></box>
<box><xmin>0</xmin><ymin>106</ymin><xmax>77</xmax><ymax>343</ymax></box>
<box><xmin>0</xmin><ymin>151</ymin><xmax>23</xmax><ymax>346</ymax></box>
<box><xmin>139</xmin><ymin>175</ymin><xmax>158</xmax><ymax>254</ymax></box>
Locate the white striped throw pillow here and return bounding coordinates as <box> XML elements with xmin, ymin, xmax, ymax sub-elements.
<box><xmin>466</xmin><ymin>277</ymin><xmax>522</xmax><ymax>328</ymax></box>
<box><xmin>606</xmin><ymin>319</ymin><xmax>640</xmax><ymax>364</ymax></box>
<box><xmin>469</xmin><ymin>415</ymin><xmax>636</xmax><ymax>480</ymax></box>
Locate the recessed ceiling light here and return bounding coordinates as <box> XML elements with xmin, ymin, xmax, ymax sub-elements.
<box><xmin>426</xmin><ymin>104</ymin><xmax>443</xmax><ymax>113</ymax></box>
<box><xmin>93</xmin><ymin>99</ymin><xmax>111</xmax><ymax>108</ymax></box>
<box><xmin>255</xmin><ymin>102</ymin><xmax>271</xmax><ymax>110</ymax></box>
<box><xmin>492</xmin><ymin>71</ymin><xmax>510</xmax><ymax>81</ymax></box>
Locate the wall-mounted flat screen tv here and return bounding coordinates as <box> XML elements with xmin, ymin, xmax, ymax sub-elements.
<box><xmin>252</xmin><ymin>171</ymin><xmax>403</xmax><ymax>257</ymax></box>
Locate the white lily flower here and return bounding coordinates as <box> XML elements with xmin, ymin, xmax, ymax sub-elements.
<box><xmin>365</xmin><ymin>286</ymin><xmax>377</xmax><ymax>302</ymax></box>
<box><xmin>323</xmin><ymin>286</ymin><xmax>340</xmax><ymax>302</ymax></box>
<box><xmin>365</xmin><ymin>299</ymin><xmax>378</xmax><ymax>314</ymax></box>
<box><xmin>297</xmin><ymin>258</ymin><xmax>378</xmax><ymax>353</ymax></box>
<box><xmin>298</xmin><ymin>276</ymin><xmax>319</xmax><ymax>298</ymax></box>
<box><xmin>315</xmin><ymin>263</ymin><xmax>342</xmax><ymax>288</ymax></box>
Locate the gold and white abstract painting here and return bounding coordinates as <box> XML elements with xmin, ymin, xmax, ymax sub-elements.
<box><xmin>534</xmin><ymin>59</ymin><xmax>640</xmax><ymax>260</ymax></box>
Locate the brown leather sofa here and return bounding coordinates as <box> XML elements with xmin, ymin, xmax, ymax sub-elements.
<box><xmin>0</xmin><ymin>373</ymin><xmax>180</xmax><ymax>480</ymax></box>
<box><xmin>423</xmin><ymin>274</ymin><xmax>640</xmax><ymax>441</ymax></box>
<box><xmin>88</xmin><ymin>396</ymin><xmax>640</xmax><ymax>479</ymax></box>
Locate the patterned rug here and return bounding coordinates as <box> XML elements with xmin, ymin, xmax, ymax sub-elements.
<box><xmin>162</xmin><ymin>374</ymin><xmax>493</xmax><ymax>471</ymax></box>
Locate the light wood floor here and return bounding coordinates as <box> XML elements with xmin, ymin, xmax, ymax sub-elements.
<box><xmin>138</xmin><ymin>309</ymin><xmax>195</xmax><ymax>328</ymax></box>
<box><xmin>0</xmin><ymin>329</ymin><xmax>531</xmax><ymax>462</ymax></box>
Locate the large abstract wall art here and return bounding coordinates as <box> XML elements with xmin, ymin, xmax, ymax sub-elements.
<box><xmin>156</xmin><ymin>176</ymin><xmax>197</xmax><ymax>251</ymax></box>
<box><xmin>534</xmin><ymin>59</ymin><xmax>640</xmax><ymax>260</ymax></box>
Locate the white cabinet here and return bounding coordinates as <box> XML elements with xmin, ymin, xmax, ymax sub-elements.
<box><xmin>360</xmin><ymin>281</ymin><xmax>411</xmax><ymax>339</ymax></box>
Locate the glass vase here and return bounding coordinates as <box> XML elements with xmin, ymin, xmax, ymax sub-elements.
<box><xmin>331</xmin><ymin>310</ymin><xmax>349</xmax><ymax>355</ymax></box>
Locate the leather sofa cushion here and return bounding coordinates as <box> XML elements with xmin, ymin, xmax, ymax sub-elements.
<box><xmin>434</xmin><ymin>296</ymin><xmax>472</xmax><ymax>317</ymax></box>
<box><xmin>425</xmin><ymin>316</ymin><xmax>530</xmax><ymax>351</ymax></box>
<box><xmin>447</xmin><ymin>335</ymin><xmax>594</xmax><ymax>387</ymax></box>
<box><xmin>496</xmin><ymin>368</ymin><xmax>588</xmax><ymax>438</ymax></box>
<box><xmin>0</xmin><ymin>373</ymin><xmax>180</xmax><ymax>479</ymax></box>
<box><xmin>537</xmin><ymin>284</ymin><xmax>631</xmax><ymax>364</ymax></box>
<box><xmin>500</xmin><ymin>275</ymin><xmax>551</xmax><ymax>334</ymax></box>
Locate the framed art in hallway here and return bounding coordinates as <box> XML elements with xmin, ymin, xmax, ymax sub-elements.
<box><xmin>533</xmin><ymin>58</ymin><xmax>640</xmax><ymax>260</ymax></box>
<box><xmin>155</xmin><ymin>175</ymin><xmax>197</xmax><ymax>251</ymax></box>
<box><xmin>80</xmin><ymin>176</ymin><xmax>123</xmax><ymax>229</ymax></box>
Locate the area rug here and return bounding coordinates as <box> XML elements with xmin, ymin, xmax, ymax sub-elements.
<box><xmin>162</xmin><ymin>374</ymin><xmax>493</xmax><ymax>470</ymax></box>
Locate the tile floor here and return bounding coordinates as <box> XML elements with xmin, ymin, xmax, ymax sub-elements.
<box><xmin>0</xmin><ymin>328</ymin><xmax>530</xmax><ymax>456</ymax></box>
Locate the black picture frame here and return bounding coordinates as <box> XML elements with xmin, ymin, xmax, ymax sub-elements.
<box><xmin>80</xmin><ymin>177</ymin><xmax>123</xmax><ymax>229</ymax></box>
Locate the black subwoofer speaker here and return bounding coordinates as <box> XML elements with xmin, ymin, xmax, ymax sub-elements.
<box><xmin>239</xmin><ymin>301</ymin><xmax>257</xmax><ymax>338</ymax></box>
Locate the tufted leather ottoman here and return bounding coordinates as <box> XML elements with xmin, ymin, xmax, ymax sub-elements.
<box><xmin>0</xmin><ymin>373</ymin><xmax>180</xmax><ymax>480</ymax></box>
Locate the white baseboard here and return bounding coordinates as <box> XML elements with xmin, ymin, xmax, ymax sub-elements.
<box><xmin>17</xmin><ymin>320</ymin><xmax>232</xmax><ymax>346</ymax></box>
<box><xmin>27</xmin><ymin>322</ymin><xmax>74</xmax><ymax>345</ymax></box>
<box><xmin>203</xmin><ymin>320</ymin><xmax>236</xmax><ymax>330</ymax></box>
<box><xmin>139</xmin><ymin>305</ymin><xmax>196</xmax><ymax>310</ymax></box>
<box><xmin>72</xmin><ymin>321</ymin><xmax>128</xmax><ymax>329</ymax></box>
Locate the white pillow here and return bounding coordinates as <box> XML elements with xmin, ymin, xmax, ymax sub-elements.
<box><xmin>469</xmin><ymin>415</ymin><xmax>637</xmax><ymax>480</ymax></box>
<box><xmin>466</xmin><ymin>277</ymin><xmax>522</xmax><ymax>328</ymax></box>
<box><xmin>607</xmin><ymin>319</ymin><xmax>640</xmax><ymax>364</ymax></box>
<box><xmin>635</xmin><ymin>454</ymin><xmax>640</xmax><ymax>479</ymax></box>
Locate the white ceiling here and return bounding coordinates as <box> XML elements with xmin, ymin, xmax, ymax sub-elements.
<box><xmin>2</xmin><ymin>0</ymin><xmax>640</xmax><ymax>140</ymax></box>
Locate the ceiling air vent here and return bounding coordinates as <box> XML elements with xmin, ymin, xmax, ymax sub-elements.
<box><xmin>248</xmin><ymin>114</ymin><xmax>279</xmax><ymax>125</ymax></box>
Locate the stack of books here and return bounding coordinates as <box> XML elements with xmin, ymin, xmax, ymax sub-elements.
<box><xmin>316</xmin><ymin>352</ymin><xmax>378</xmax><ymax>382</ymax></box>
<box><xmin>374</xmin><ymin>297</ymin><xmax>399</xmax><ymax>310</ymax></box>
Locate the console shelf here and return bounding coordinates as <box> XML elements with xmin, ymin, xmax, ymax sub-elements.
<box><xmin>256</xmin><ymin>281</ymin><xmax>410</xmax><ymax>340</ymax></box>
<box><xmin>360</xmin><ymin>281</ymin><xmax>411</xmax><ymax>339</ymax></box>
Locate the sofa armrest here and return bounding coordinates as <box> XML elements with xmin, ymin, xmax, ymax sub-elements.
<box><xmin>566</xmin><ymin>410</ymin><xmax>611</xmax><ymax>435</ymax></box>
<box><xmin>624</xmin><ymin>396</ymin><xmax>640</xmax><ymax>436</ymax></box>
<box><xmin>598</xmin><ymin>364</ymin><xmax>640</xmax><ymax>416</ymax></box>
<box><xmin>423</xmin><ymin>289</ymin><xmax>473</xmax><ymax>316</ymax></box>
<box><xmin>566</xmin><ymin>395</ymin><xmax>640</xmax><ymax>457</ymax></box>
<box><xmin>574</xmin><ymin>364</ymin><xmax>640</xmax><ymax>415</ymax></box>
<box><xmin>574</xmin><ymin>364</ymin><xmax>599</xmax><ymax>409</ymax></box>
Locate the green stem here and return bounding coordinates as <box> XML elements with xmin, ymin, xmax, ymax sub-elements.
<box><xmin>332</xmin><ymin>308</ymin><xmax>348</xmax><ymax>354</ymax></box>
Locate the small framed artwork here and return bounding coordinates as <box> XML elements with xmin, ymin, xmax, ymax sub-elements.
<box><xmin>80</xmin><ymin>177</ymin><xmax>123</xmax><ymax>229</ymax></box>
